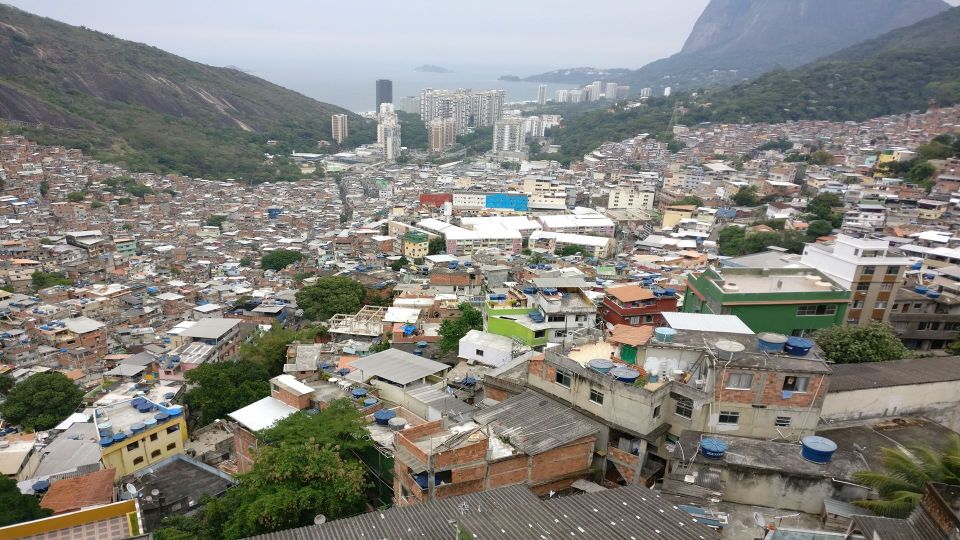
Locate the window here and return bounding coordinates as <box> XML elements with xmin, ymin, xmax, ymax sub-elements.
<box><xmin>675</xmin><ymin>397</ymin><xmax>693</xmax><ymax>419</ymax></box>
<box><xmin>863</xmin><ymin>266</ymin><xmax>876</xmax><ymax>275</ymax></box>
<box><xmin>852</xmin><ymin>301</ymin><xmax>864</xmax><ymax>309</ymax></box>
<box><xmin>644</xmin><ymin>315</ymin><xmax>654</xmax><ymax>323</ymax></box>
<box><xmin>653</xmin><ymin>405</ymin><xmax>661</xmax><ymax>418</ymax></box>
<box><xmin>534</xmin><ymin>330</ymin><xmax>546</xmax><ymax>339</ymax></box>
<box><xmin>166</xmin><ymin>443</ymin><xmax>176</xmax><ymax>451</ymax></box>
<box><xmin>555</xmin><ymin>368</ymin><xmax>572</xmax><ymax>388</ymax></box>
<box><xmin>875</xmin><ymin>301</ymin><xmax>887</xmax><ymax>309</ymax></box>
<box><xmin>151</xmin><ymin>449</ymin><xmax>161</xmax><ymax>458</ymax></box>
<box><xmin>150</xmin><ymin>433</ymin><xmax>159</xmax><ymax>442</ymax></box>
<box><xmin>547</xmin><ymin>314</ymin><xmax>566</xmax><ymax>322</ymax></box>
<box><xmin>726</xmin><ymin>372</ymin><xmax>753</xmax><ymax>390</ymax></box>
<box><xmin>126</xmin><ymin>441</ymin><xmax>139</xmax><ymax>451</ymax></box>
<box><xmin>589</xmin><ymin>388</ymin><xmax>604</xmax><ymax>405</ymax></box>
<box><xmin>775</xmin><ymin>416</ymin><xmax>792</xmax><ymax>427</ymax></box>
<box><xmin>797</xmin><ymin>305</ymin><xmax>838</xmax><ymax>316</ymax></box>
<box><xmin>880</xmin><ymin>283</ymin><xmax>894</xmax><ymax>291</ymax></box>
<box><xmin>856</xmin><ymin>283</ymin><xmax>870</xmax><ymax>292</ymax></box>
<box><xmin>475</xmin><ymin>349</ymin><xmax>484</xmax><ymax>357</ymax></box>
<box><xmin>718</xmin><ymin>411</ymin><xmax>740</xmax><ymax>425</ymax></box>
<box><xmin>166</xmin><ymin>425</ymin><xmax>180</xmax><ymax>434</ymax></box>
<box><xmin>133</xmin><ymin>457</ymin><xmax>144</xmax><ymax>465</ymax></box>
<box><xmin>886</xmin><ymin>266</ymin><xmax>901</xmax><ymax>275</ymax></box>
<box><xmin>782</xmin><ymin>376</ymin><xmax>810</xmax><ymax>393</ymax></box>
<box><xmin>914</xmin><ymin>303</ymin><xmax>923</xmax><ymax>309</ymax></box>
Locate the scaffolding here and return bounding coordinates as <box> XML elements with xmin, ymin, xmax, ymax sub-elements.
<box><xmin>327</xmin><ymin>305</ymin><xmax>387</xmax><ymax>337</ymax></box>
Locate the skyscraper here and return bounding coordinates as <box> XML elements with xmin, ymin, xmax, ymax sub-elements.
<box><xmin>376</xmin><ymin>79</ymin><xmax>393</xmax><ymax>110</ymax></box>
<box><xmin>331</xmin><ymin>114</ymin><xmax>349</xmax><ymax>144</ymax></box>
<box><xmin>663</xmin><ymin>86</ymin><xmax>672</xmax><ymax>97</ymax></box>
<box><xmin>555</xmin><ymin>89</ymin><xmax>569</xmax><ymax>103</ymax></box>
<box><xmin>377</xmin><ymin>103</ymin><xmax>401</xmax><ymax>162</ymax></box>
<box><xmin>492</xmin><ymin>118</ymin><xmax>525</xmax><ymax>153</ymax></box>
<box><xmin>605</xmin><ymin>82</ymin><xmax>618</xmax><ymax>101</ymax></box>
<box><xmin>537</xmin><ymin>84</ymin><xmax>548</xmax><ymax>105</ymax></box>
<box><xmin>471</xmin><ymin>90</ymin><xmax>505</xmax><ymax>128</ymax></box>
<box><xmin>427</xmin><ymin>118</ymin><xmax>457</xmax><ymax>152</ymax></box>
<box><xmin>589</xmin><ymin>81</ymin><xmax>603</xmax><ymax>102</ymax></box>
<box><xmin>640</xmin><ymin>87</ymin><xmax>652</xmax><ymax>98</ymax></box>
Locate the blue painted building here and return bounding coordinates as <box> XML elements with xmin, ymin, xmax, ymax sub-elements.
<box><xmin>485</xmin><ymin>193</ymin><xmax>528</xmax><ymax>212</ymax></box>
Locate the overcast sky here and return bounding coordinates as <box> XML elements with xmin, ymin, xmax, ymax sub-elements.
<box><xmin>4</xmin><ymin>1</ymin><xmax>712</xmax><ymax>70</ymax></box>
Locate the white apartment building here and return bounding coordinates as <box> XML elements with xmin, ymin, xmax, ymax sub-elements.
<box><xmin>604</xmin><ymin>82</ymin><xmax>618</xmax><ymax>100</ymax></box>
<box><xmin>608</xmin><ymin>186</ymin><xmax>655</xmax><ymax>211</ymax></box>
<box><xmin>522</xmin><ymin>178</ymin><xmax>571</xmax><ymax>210</ymax></box>
<box><xmin>331</xmin><ymin>114</ymin><xmax>349</xmax><ymax>144</ymax></box>
<box><xmin>801</xmin><ymin>235</ymin><xmax>910</xmax><ymax>325</ymax></box>
<box><xmin>842</xmin><ymin>203</ymin><xmax>886</xmax><ymax>234</ymax></box>
<box><xmin>537</xmin><ymin>84</ymin><xmax>548</xmax><ymax>105</ymax></box>
<box><xmin>492</xmin><ymin>118</ymin><xmax>526</xmax><ymax>153</ymax></box>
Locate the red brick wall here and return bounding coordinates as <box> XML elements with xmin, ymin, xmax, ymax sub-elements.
<box><xmin>608</xmin><ymin>446</ymin><xmax>639</xmax><ymax>483</ymax></box>
<box><xmin>529</xmin><ymin>438</ymin><xmax>594</xmax><ymax>484</ymax></box>
<box><xmin>272</xmin><ymin>388</ymin><xmax>310</xmax><ymax>410</ymax></box>
<box><xmin>419</xmin><ymin>193</ymin><xmax>453</xmax><ymax>208</ymax></box>
<box><xmin>484</xmin><ymin>386</ymin><xmax>512</xmax><ymax>402</ymax></box>
<box><xmin>487</xmin><ymin>456</ymin><xmax>529</xmax><ymax>488</ymax></box>
<box><xmin>234</xmin><ymin>427</ymin><xmax>259</xmax><ymax>473</ymax></box>
<box><xmin>716</xmin><ymin>371</ymin><xmax>827</xmax><ymax>408</ymax></box>
<box><xmin>433</xmin><ymin>439</ymin><xmax>488</xmax><ymax>470</ymax></box>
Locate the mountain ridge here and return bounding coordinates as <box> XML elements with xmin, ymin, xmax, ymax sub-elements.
<box><xmin>518</xmin><ymin>0</ymin><xmax>950</xmax><ymax>92</ymax></box>
<box><xmin>0</xmin><ymin>4</ymin><xmax>369</xmax><ymax>179</ymax></box>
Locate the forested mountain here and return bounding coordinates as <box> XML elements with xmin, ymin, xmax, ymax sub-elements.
<box><xmin>544</xmin><ymin>7</ymin><xmax>960</xmax><ymax>164</ymax></box>
<box><xmin>0</xmin><ymin>4</ymin><xmax>371</xmax><ymax>179</ymax></box>
<box><xmin>521</xmin><ymin>0</ymin><xmax>949</xmax><ymax>91</ymax></box>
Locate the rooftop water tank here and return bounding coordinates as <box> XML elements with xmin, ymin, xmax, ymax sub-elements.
<box><xmin>112</xmin><ymin>432</ymin><xmax>127</xmax><ymax>443</ymax></box>
<box><xmin>352</xmin><ymin>388</ymin><xmax>368</xmax><ymax>398</ymax></box>
<box><xmin>99</xmin><ymin>438</ymin><xmax>113</xmax><ymax>448</ymax></box>
<box><xmin>611</xmin><ymin>366</ymin><xmax>641</xmax><ymax>383</ymax></box>
<box><xmin>388</xmin><ymin>417</ymin><xmax>408</xmax><ymax>431</ymax></box>
<box><xmin>654</xmin><ymin>327</ymin><xmax>677</xmax><ymax>343</ymax></box>
<box><xmin>167</xmin><ymin>405</ymin><xmax>183</xmax><ymax>417</ymax></box>
<box><xmin>144</xmin><ymin>418</ymin><xmax>157</xmax><ymax>428</ymax></box>
<box><xmin>588</xmin><ymin>358</ymin><xmax>614</xmax><ymax>374</ymax></box>
<box><xmin>98</xmin><ymin>422</ymin><xmax>113</xmax><ymax>437</ymax></box>
<box><xmin>915</xmin><ymin>286</ymin><xmax>930</xmax><ymax>294</ymax></box>
<box><xmin>700</xmin><ymin>438</ymin><xmax>729</xmax><ymax>460</ymax></box>
<box><xmin>757</xmin><ymin>333</ymin><xmax>788</xmax><ymax>353</ymax></box>
<box><xmin>363</xmin><ymin>397</ymin><xmax>378</xmax><ymax>407</ymax></box>
<box><xmin>927</xmin><ymin>291</ymin><xmax>942</xmax><ymax>299</ymax></box>
<box><xmin>912</xmin><ymin>262</ymin><xmax>923</xmax><ymax>270</ymax></box>
<box><xmin>463</xmin><ymin>375</ymin><xmax>477</xmax><ymax>387</ymax></box>
<box><xmin>801</xmin><ymin>436</ymin><xmax>837</xmax><ymax>464</ymax></box>
<box><xmin>130</xmin><ymin>422</ymin><xmax>145</xmax><ymax>434</ymax></box>
<box><xmin>373</xmin><ymin>409</ymin><xmax>397</xmax><ymax>426</ymax></box>
<box><xmin>337</xmin><ymin>368</ymin><xmax>351</xmax><ymax>376</ymax></box>
<box><xmin>154</xmin><ymin>412</ymin><xmax>169</xmax><ymax>422</ymax></box>
<box><xmin>784</xmin><ymin>336</ymin><xmax>813</xmax><ymax>357</ymax></box>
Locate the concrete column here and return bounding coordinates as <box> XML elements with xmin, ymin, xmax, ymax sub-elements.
<box><xmin>632</xmin><ymin>439</ymin><xmax>648</xmax><ymax>485</ymax></box>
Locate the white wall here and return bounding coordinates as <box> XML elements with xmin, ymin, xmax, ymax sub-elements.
<box><xmin>821</xmin><ymin>381</ymin><xmax>960</xmax><ymax>432</ymax></box>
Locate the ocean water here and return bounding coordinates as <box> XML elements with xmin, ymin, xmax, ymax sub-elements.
<box><xmin>244</xmin><ymin>60</ymin><xmax>575</xmax><ymax>113</ymax></box>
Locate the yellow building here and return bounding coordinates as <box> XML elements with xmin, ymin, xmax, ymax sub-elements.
<box><xmin>94</xmin><ymin>383</ymin><xmax>188</xmax><ymax>478</ymax></box>
<box><xmin>0</xmin><ymin>500</ymin><xmax>143</xmax><ymax>539</ymax></box>
<box><xmin>403</xmin><ymin>231</ymin><xmax>430</xmax><ymax>259</ymax></box>
<box><xmin>661</xmin><ymin>204</ymin><xmax>696</xmax><ymax>230</ymax></box>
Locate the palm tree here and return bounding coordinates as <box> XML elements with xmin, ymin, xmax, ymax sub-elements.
<box><xmin>853</xmin><ymin>434</ymin><xmax>960</xmax><ymax>518</ymax></box>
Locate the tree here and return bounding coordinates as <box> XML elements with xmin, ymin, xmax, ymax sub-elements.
<box><xmin>732</xmin><ymin>186</ymin><xmax>760</xmax><ymax>207</ymax></box>
<box><xmin>806</xmin><ymin>219</ymin><xmax>834</xmax><ymax>238</ymax></box>
<box><xmin>0</xmin><ymin>372</ymin><xmax>83</xmax><ymax>431</ymax></box>
<box><xmin>31</xmin><ymin>271</ymin><xmax>72</xmax><ymax>290</ymax></box>
<box><xmin>0</xmin><ymin>373</ymin><xmax>13</xmax><ymax>396</ymax></box>
<box><xmin>807</xmin><ymin>193</ymin><xmax>843</xmax><ymax>219</ymax></box>
<box><xmin>717</xmin><ymin>226</ymin><xmax>746</xmax><ymax>256</ymax></box>
<box><xmin>813</xmin><ymin>322</ymin><xmax>909</xmax><ymax>364</ymax></box>
<box><xmin>853</xmin><ymin>434</ymin><xmax>960</xmax><ymax>518</ymax></box>
<box><xmin>261</xmin><ymin>249</ymin><xmax>302</xmax><ymax>271</ymax></box>
<box><xmin>296</xmin><ymin>276</ymin><xmax>366</xmax><ymax>321</ymax></box>
<box><xmin>389</xmin><ymin>256</ymin><xmax>409</xmax><ymax>272</ymax></box>
<box><xmin>673</xmin><ymin>195</ymin><xmax>703</xmax><ymax>207</ymax></box>
<box><xmin>66</xmin><ymin>191</ymin><xmax>86</xmax><ymax>202</ymax></box>
<box><xmin>182</xmin><ymin>361</ymin><xmax>271</xmax><ymax>427</ymax></box>
<box><xmin>206</xmin><ymin>215</ymin><xmax>228</xmax><ymax>230</ymax></box>
<box><xmin>557</xmin><ymin>245</ymin><xmax>586</xmax><ymax>257</ymax></box>
<box><xmin>239</xmin><ymin>257</ymin><xmax>252</xmax><ymax>267</ymax></box>
<box><xmin>0</xmin><ymin>475</ymin><xmax>51</xmax><ymax>526</ymax></box>
<box><xmin>260</xmin><ymin>400</ymin><xmax>370</xmax><ymax>456</ymax></box>
<box><xmin>38</xmin><ymin>179</ymin><xmax>49</xmax><ymax>197</ymax></box>
<box><xmin>238</xmin><ymin>325</ymin><xmax>323</xmax><ymax>376</ymax></box>
<box><xmin>438</xmin><ymin>304</ymin><xmax>483</xmax><ymax>353</ymax></box>
<box><xmin>428</xmin><ymin>237</ymin><xmax>445</xmax><ymax>255</ymax></box>
<box><xmin>808</xmin><ymin>150</ymin><xmax>835</xmax><ymax>165</ymax></box>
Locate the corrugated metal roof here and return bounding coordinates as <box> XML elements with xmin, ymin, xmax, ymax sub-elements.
<box><xmin>828</xmin><ymin>356</ymin><xmax>960</xmax><ymax>392</ymax></box>
<box><xmin>346</xmin><ymin>348</ymin><xmax>448</xmax><ymax>386</ymax></box>
<box><xmin>472</xmin><ymin>390</ymin><xmax>601</xmax><ymax>455</ymax></box>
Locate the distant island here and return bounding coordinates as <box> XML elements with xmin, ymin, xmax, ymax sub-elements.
<box><xmin>498</xmin><ymin>75</ymin><xmax>522</xmax><ymax>82</ymax></box>
<box><xmin>414</xmin><ymin>64</ymin><xmax>452</xmax><ymax>73</ymax></box>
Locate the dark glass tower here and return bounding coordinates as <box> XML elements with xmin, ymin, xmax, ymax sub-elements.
<box><xmin>376</xmin><ymin>79</ymin><xmax>393</xmax><ymax>110</ymax></box>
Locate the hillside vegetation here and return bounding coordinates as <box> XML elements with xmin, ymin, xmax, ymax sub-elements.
<box><xmin>0</xmin><ymin>4</ymin><xmax>373</xmax><ymax>179</ymax></box>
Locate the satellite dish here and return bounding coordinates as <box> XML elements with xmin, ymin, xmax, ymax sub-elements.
<box><xmin>715</xmin><ymin>340</ymin><xmax>745</xmax><ymax>357</ymax></box>
<box><xmin>125</xmin><ymin>483</ymin><xmax>138</xmax><ymax>496</ymax></box>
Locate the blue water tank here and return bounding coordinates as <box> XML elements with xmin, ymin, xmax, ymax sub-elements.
<box><xmin>144</xmin><ymin>418</ymin><xmax>157</xmax><ymax>428</ymax></box>
<box><xmin>654</xmin><ymin>327</ymin><xmax>677</xmax><ymax>343</ymax></box>
<box><xmin>784</xmin><ymin>337</ymin><xmax>813</xmax><ymax>357</ymax></box>
<box><xmin>154</xmin><ymin>412</ymin><xmax>169</xmax><ymax>422</ymax></box>
<box><xmin>700</xmin><ymin>438</ymin><xmax>729</xmax><ymax>460</ymax></box>
<box><xmin>463</xmin><ymin>376</ymin><xmax>477</xmax><ymax>387</ymax></box>
<box><xmin>757</xmin><ymin>333</ymin><xmax>788</xmax><ymax>353</ymax></box>
<box><xmin>167</xmin><ymin>405</ymin><xmax>183</xmax><ymax>417</ymax></box>
<box><xmin>130</xmin><ymin>423</ymin><xmax>145</xmax><ymax>434</ymax></box>
<box><xmin>352</xmin><ymin>388</ymin><xmax>368</xmax><ymax>398</ymax></box>
<box><xmin>915</xmin><ymin>286</ymin><xmax>930</xmax><ymax>294</ymax></box>
<box><xmin>337</xmin><ymin>368</ymin><xmax>351</xmax><ymax>376</ymax></box>
<box><xmin>611</xmin><ymin>366</ymin><xmax>641</xmax><ymax>383</ymax></box>
<box><xmin>413</xmin><ymin>349</ymin><xmax>423</xmax><ymax>356</ymax></box>
<box><xmin>588</xmin><ymin>358</ymin><xmax>614</xmax><ymax>374</ymax></box>
<box><xmin>363</xmin><ymin>397</ymin><xmax>378</xmax><ymax>407</ymax></box>
<box><xmin>927</xmin><ymin>291</ymin><xmax>942</xmax><ymax>299</ymax></box>
<box><xmin>374</xmin><ymin>409</ymin><xmax>397</xmax><ymax>426</ymax></box>
<box><xmin>801</xmin><ymin>436</ymin><xmax>837</xmax><ymax>464</ymax></box>
<box><xmin>99</xmin><ymin>437</ymin><xmax>114</xmax><ymax>447</ymax></box>
<box><xmin>911</xmin><ymin>262</ymin><xmax>923</xmax><ymax>270</ymax></box>
<box><xmin>112</xmin><ymin>432</ymin><xmax>127</xmax><ymax>443</ymax></box>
